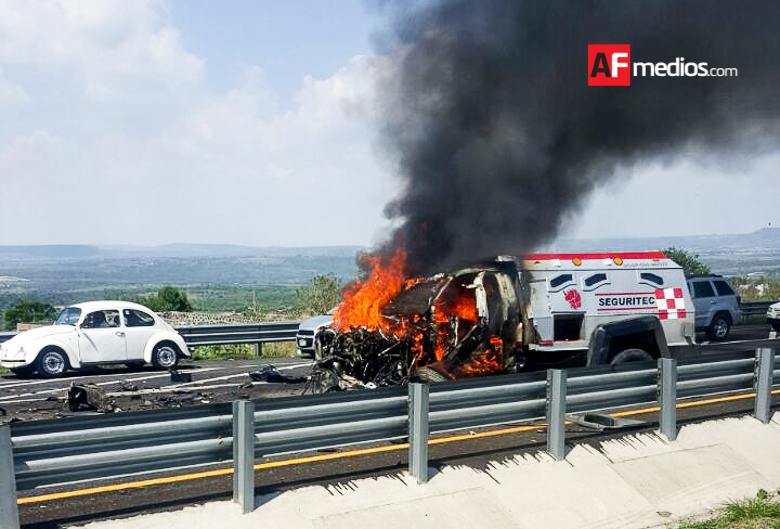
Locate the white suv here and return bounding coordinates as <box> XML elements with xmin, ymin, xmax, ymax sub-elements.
<box><xmin>687</xmin><ymin>275</ymin><xmax>741</xmax><ymax>341</ymax></box>
<box><xmin>768</xmin><ymin>301</ymin><xmax>780</xmax><ymax>332</ymax></box>
<box><xmin>0</xmin><ymin>301</ymin><xmax>190</xmax><ymax>378</ymax></box>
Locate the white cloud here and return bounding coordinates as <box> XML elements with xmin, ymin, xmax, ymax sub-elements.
<box><xmin>0</xmin><ymin>68</ymin><xmax>29</xmax><ymax>109</ymax></box>
<box><xmin>0</xmin><ymin>0</ymin><xmax>202</xmax><ymax>99</ymax></box>
<box><xmin>0</xmin><ymin>0</ymin><xmax>394</xmax><ymax>246</ymax></box>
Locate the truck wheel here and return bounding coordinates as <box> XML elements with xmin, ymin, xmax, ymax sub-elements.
<box><xmin>707</xmin><ymin>315</ymin><xmax>730</xmax><ymax>341</ymax></box>
<box><xmin>35</xmin><ymin>348</ymin><xmax>70</xmax><ymax>378</ymax></box>
<box><xmin>152</xmin><ymin>343</ymin><xmax>179</xmax><ymax>370</ymax></box>
<box><xmin>772</xmin><ymin>321</ymin><xmax>780</xmax><ymax>333</ymax></box>
<box><xmin>412</xmin><ymin>367</ymin><xmax>448</xmax><ymax>383</ymax></box>
<box><xmin>610</xmin><ymin>349</ymin><xmax>653</xmax><ymax>366</ymax></box>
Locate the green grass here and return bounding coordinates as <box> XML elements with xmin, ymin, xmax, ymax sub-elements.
<box><xmin>190</xmin><ymin>342</ymin><xmax>299</xmax><ymax>361</ymax></box>
<box><xmin>675</xmin><ymin>491</ymin><xmax>780</xmax><ymax>529</ymax></box>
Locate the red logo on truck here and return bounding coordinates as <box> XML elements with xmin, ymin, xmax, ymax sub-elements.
<box><xmin>564</xmin><ymin>289</ymin><xmax>582</xmax><ymax>310</ymax></box>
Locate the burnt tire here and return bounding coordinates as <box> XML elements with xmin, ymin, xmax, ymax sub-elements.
<box><xmin>152</xmin><ymin>343</ymin><xmax>179</xmax><ymax>370</ymax></box>
<box><xmin>35</xmin><ymin>348</ymin><xmax>69</xmax><ymax>378</ymax></box>
<box><xmin>10</xmin><ymin>365</ymin><xmax>35</xmax><ymax>377</ymax></box>
<box><xmin>706</xmin><ymin>314</ymin><xmax>731</xmax><ymax>341</ymax></box>
<box><xmin>412</xmin><ymin>367</ymin><xmax>448</xmax><ymax>383</ymax></box>
<box><xmin>610</xmin><ymin>348</ymin><xmax>653</xmax><ymax>366</ymax></box>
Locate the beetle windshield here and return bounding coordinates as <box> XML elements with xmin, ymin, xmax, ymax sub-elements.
<box><xmin>54</xmin><ymin>307</ymin><xmax>82</xmax><ymax>326</ymax></box>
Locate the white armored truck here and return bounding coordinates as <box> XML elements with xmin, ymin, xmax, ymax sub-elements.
<box><xmin>313</xmin><ymin>251</ymin><xmax>698</xmax><ymax>386</ymax></box>
<box><xmin>517</xmin><ymin>251</ymin><xmax>695</xmax><ymax>369</ymax></box>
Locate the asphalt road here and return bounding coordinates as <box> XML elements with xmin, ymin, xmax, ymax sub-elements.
<box><xmin>0</xmin><ymin>357</ymin><xmax>314</xmax><ymax>421</ymax></box>
<box><xmin>1</xmin><ymin>322</ymin><xmax>772</xmax><ymax>422</ymax></box>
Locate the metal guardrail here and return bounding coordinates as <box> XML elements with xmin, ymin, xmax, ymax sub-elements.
<box><xmin>1</xmin><ymin>344</ymin><xmax>778</xmax><ymax>526</ymax></box>
<box><xmin>175</xmin><ymin>322</ymin><xmax>300</xmax><ymax>347</ymax></box>
<box><xmin>741</xmin><ymin>300</ymin><xmax>778</xmax><ymax>316</ymax></box>
<box><xmin>0</xmin><ymin>322</ymin><xmax>301</xmax><ymax>348</ymax></box>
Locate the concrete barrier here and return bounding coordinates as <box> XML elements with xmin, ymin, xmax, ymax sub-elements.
<box><xmin>76</xmin><ymin>411</ymin><xmax>780</xmax><ymax>529</ymax></box>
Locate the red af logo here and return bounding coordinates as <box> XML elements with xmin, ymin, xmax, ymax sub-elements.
<box><xmin>588</xmin><ymin>44</ymin><xmax>631</xmax><ymax>86</ymax></box>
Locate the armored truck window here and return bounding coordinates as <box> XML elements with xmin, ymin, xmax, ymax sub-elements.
<box><xmin>640</xmin><ymin>273</ymin><xmax>664</xmax><ymax>286</ymax></box>
<box><xmin>583</xmin><ymin>273</ymin><xmax>608</xmax><ymax>288</ymax></box>
<box><xmin>713</xmin><ymin>280</ymin><xmax>735</xmax><ymax>296</ymax></box>
<box><xmin>549</xmin><ymin>274</ymin><xmax>573</xmax><ymax>290</ymax></box>
<box><xmin>692</xmin><ymin>281</ymin><xmax>715</xmax><ymax>298</ymax></box>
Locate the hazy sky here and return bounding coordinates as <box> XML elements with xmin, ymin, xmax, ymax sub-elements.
<box><xmin>0</xmin><ymin>0</ymin><xmax>777</xmax><ymax>248</ymax></box>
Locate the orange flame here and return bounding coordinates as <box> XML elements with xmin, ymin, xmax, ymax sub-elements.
<box><xmin>457</xmin><ymin>336</ymin><xmax>504</xmax><ymax>376</ymax></box>
<box><xmin>332</xmin><ymin>247</ymin><xmax>506</xmax><ymax>379</ymax></box>
<box><xmin>333</xmin><ymin>247</ymin><xmax>408</xmax><ymax>333</ymax></box>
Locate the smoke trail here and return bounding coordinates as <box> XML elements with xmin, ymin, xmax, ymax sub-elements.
<box><xmin>375</xmin><ymin>0</ymin><xmax>780</xmax><ymax>275</ymax></box>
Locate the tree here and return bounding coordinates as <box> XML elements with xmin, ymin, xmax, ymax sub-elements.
<box><xmin>4</xmin><ymin>301</ymin><xmax>57</xmax><ymax>330</ymax></box>
<box><xmin>663</xmin><ymin>247</ymin><xmax>711</xmax><ymax>276</ymax></box>
<box><xmin>295</xmin><ymin>275</ymin><xmax>342</xmax><ymax>315</ymax></box>
<box><xmin>138</xmin><ymin>286</ymin><xmax>193</xmax><ymax>312</ymax></box>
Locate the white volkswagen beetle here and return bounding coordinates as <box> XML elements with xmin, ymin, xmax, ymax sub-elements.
<box><xmin>0</xmin><ymin>301</ymin><xmax>190</xmax><ymax>378</ymax></box>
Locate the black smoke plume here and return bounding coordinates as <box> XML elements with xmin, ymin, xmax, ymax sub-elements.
<box><xmin>374</xmin><ymin>0</ymin><xmax>780</xmax><ymax>275</ymax></box>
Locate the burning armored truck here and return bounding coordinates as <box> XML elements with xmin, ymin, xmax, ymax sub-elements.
<box><xmin>309</xmin><ymin>251</ymin><xmax>695</xmax><ymax>390</ymax></box>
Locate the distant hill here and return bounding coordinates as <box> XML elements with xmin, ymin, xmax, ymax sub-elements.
<box><xmin>551</xmin><ymin>228</ymin><xmax>780</xmax><ymax>252</ymax></box>
<box><xmin>0</xmin><ymin>245</ymin><xmax>102</xmax><ymax>259</ymax></box>
<box><xmin>0</xmin><ymin>244</ymin><xmax>364</xmax><ymax>260</ymax></box>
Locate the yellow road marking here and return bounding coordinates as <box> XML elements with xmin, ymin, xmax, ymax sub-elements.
<box><xmin>17</xmin><ymin>388</ymin><xmax>779</xmax><ymax>505</ymax></box>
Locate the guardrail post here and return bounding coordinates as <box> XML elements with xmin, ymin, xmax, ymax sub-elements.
<box><xmin>408</xmin><ymin>382</ymin><xmax>430</xmax><ymax>484</ymax></box>
<box><xmin>546</xmin><ymin>369</ymin><xmax>567</xmax><ymax>461</ymax></box>
<box><xmin>658</xmin><ymin>358</ymin><xmax>678</xmax><ymax>441</ymax></box>
<box><xmin>254</xmin><ymin>343</ymin><xmax>263</xmax><ymax>357</ymax></box>
<box><xmin>754</xmin><ymin>347</ymin><xmax>775</xmax><ymax>423</ymax></box>
<box><xmin>0</xmin><ymin>424</ymin><xmax>20</xmax><ymax>529</ymax></box>
<box><xmin>232</xmin><ymin>400</ymin><xmax>256</xmax><ymax>514</ymax></box>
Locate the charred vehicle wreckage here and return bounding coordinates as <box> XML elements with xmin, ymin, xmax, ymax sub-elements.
<box><xmin>307</xmin><ymin>251</ymin><xmax>696</xmax><ymax>392</ymax></box>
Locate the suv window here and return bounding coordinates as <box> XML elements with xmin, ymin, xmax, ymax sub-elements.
<box><xmin>124</xmin><ymin>309</ymin><xmax>155</xmax><ymax>327</ymax></box>
<box><xmin>713</xmin><ymin>280</ymin><xmax>735</xmax><ymax>296</ymax></box>
<box><xmin>82</xmin><ymin>310</ymin><xmax>121</xmax><ymax>329</ymax></box>
<box><xmin>692</xmin><ymin>281</ymin><xmax>715</xmax><ymax>298</ymax></box>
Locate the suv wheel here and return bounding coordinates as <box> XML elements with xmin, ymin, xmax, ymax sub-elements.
<box><xmin>610</xmin><ymin>349</ymin><xmax>653</xmax><ymax>365</ymax></box>
<box><xmin>152</xmin><ymin>343</ymin><xmax>179</xmax><ymax>370</ymax></box>
<box><xmin>707</xmin><ymin>314</ymin><xmax>730</xmax><ymax>341</ymax></box>
<box><xmin>36</xmin><ymin>348</ymin><xmax>69</xmax><ymax>378</ymax></box>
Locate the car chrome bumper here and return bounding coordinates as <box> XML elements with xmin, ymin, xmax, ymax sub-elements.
<box><xmin>0</xmin><ymin>359</ymin><xmax>29</xmax><ymax>368</ymax></box>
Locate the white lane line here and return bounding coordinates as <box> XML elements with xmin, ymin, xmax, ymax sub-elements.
<box><xmin>0</xmin><ymin>366</ymin><xmax>215</xmax><ymax>390</ymax></box>
<box><xmin>0</xmin><ymin>398</ymin><xmax>54</xmax><ymax>405</ymax></box>
<box><xmin>2</xmin><ymin>376</ymin><xmax>307</xmax><ymax>405</ymax></box>
<box><xmin>105</xmin><ymin>381</ymin><xmax>269</xmax><ymax>397</ymax></box>
<box><xmin>164</xmin><ymin>362</ymin><xmax>313</xmax><ymax>389</ymax></box>
<box><xmin>0</xmin><ymin>367</ymin><xmax>223</xmax><ymax>402</ymax></box>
